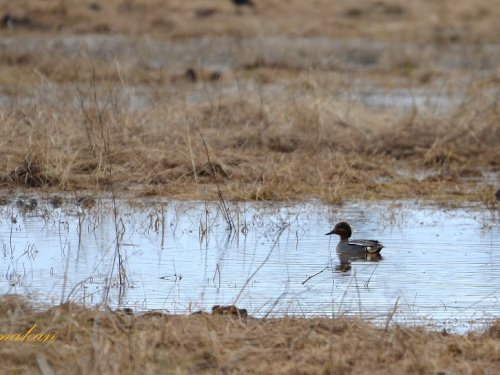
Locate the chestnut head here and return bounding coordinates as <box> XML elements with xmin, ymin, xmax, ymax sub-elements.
<box><xmin>325</xmin><ymin>222</ymin><xmax>352</xmax><ymax>239</ymax></box>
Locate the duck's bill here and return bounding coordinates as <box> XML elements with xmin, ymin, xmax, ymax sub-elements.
<box><xmin>325</xmin><ymin>230</ymin><xmax>336</xmax><ymax>235</ymax></box>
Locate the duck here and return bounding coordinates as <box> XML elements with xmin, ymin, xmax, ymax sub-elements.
<box><xmin>326</xmin><ymin>222</ymin><xmax>383</xmax><ymax>254</ymax></box>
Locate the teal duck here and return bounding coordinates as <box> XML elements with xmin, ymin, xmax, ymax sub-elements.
<box><xmin>326</xmin><ymin>221</ymin><xmax>383</xmax><ymax>254</ymax></box>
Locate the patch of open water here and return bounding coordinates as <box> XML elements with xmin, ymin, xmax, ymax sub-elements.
<box><xmin>1</xmin><ymin>198</ymin><xmax>498</xmax><ymax>332</ymax></box>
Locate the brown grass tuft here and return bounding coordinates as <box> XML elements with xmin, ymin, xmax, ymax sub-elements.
<box><xmin>0</xmin><ymin>296</ymin><xmax>498</xmax><ymax>374</ymax></box>
<box><xmin>7</xmin><ymin>152</ymin><xmax>58</xmax><ymax>187</ymax></box>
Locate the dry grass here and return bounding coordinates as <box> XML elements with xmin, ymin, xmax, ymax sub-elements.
<box><xmin>1</xmin><ymin>0</ymin><xmax>500</xmax><ymax>43</ymax></box>
<box><xmin>0</xmin><ymin>0</ymin><xmax>499</xmax><ymax>204</ymax></box>
<box><xmin>0</xmin><ymin>83</ymin><xmax>498</xmax><ymax>203</ymax></box>
<box><xmin>0</xmin><ymin>295</ymin><xmax>498</xmax><ymax>374</ymax></box>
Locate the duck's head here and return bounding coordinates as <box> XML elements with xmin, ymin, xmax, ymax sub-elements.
<box><xmin>325</xmin><ymin>221</ymin><xmax>352</xmax><ymax>240</ymax></box>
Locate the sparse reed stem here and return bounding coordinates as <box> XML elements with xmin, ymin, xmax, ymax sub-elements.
<box><xmin>197</xmin><ymin>129</ymin><xmax>235</xmax><ymax>231</ymax></box>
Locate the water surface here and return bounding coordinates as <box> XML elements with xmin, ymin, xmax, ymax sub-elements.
<box><xmin>1</xmin><ymin>198</ymin><xmax>498</xmax><ymax>332</ymax></box>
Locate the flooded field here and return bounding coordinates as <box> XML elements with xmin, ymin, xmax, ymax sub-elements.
<box><xmin>1</xmin><ymin>34</ymin><xmax>499</xmax><ymax>113</ymax></box>
<box><xmin>1</xmin><ymin>196</ymin><xmax>498</xmax><ymax>332</ymax></box>
<box><xmin>2</xmin><ymin>1</ymin><xmax>500</xmax><ymax>373</ymax></box>
<box><xmin>1</xmin><ymin>2</ymin><xmax>500</xmax><ymax>372</ymax></box>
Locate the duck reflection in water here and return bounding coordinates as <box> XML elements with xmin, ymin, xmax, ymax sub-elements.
<box><xmin>335</xmin><ymin>251</ymin><xmax>382</xmax><ymax>272</ymax></box>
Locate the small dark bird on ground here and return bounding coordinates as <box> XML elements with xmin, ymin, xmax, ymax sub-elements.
<box><xmin>231</xmin><ymin>0</ymin><xmax>255</xmax><ymax>8</ymax></box>
<box><xmin>184</xmin><ymin>68</ymin><xmax>197</xmax><ymax>83</ymax></box>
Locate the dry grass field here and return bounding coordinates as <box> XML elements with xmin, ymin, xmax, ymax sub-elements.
<box><xmin>1</xmin><ymin>0</ymin><xmax>500</xmax><ymax>43</ymax></box>
<box><xmin>0</xmin><ymin>296</ymin><xmax>499</xmax><ymax>374</ymax></box>
<box><xmin>0</xmin><ymin>0</ymin><xmax>498</xmax><ymax>203</ymax></box>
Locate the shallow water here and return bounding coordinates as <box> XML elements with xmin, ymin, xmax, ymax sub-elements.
<box><xmin>1</xmin><ymin>198</ymin><xmax>499</xmax><ymax>332</ymax></box>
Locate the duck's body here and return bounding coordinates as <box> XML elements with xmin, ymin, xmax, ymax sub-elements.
<box><xmin>326</xmin><ymin>222</ymin><xmax>383</xmax><ymax>254</ymax></box>
<box><xmin>335</xmin><ymin>238</ymin><xmax>383</xmax><ymax>254</ymax></box>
